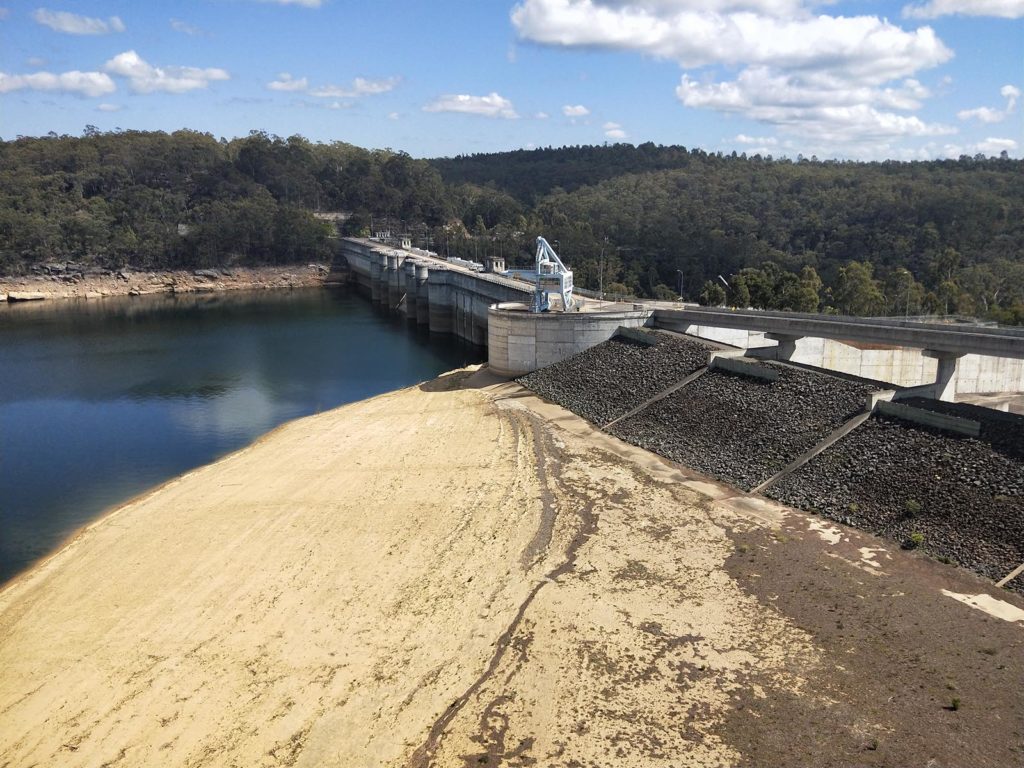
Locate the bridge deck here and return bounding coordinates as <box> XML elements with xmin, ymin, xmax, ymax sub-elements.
<box><xmin>655</xmin><ymin>307</ymin><xmax>1024</xmax><ymax>360</ymax></box>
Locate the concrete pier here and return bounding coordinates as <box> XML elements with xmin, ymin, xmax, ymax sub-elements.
<box><xmin>427</xmin><ymin>269</ymin><xmax>454</xmax><ymax>335</ymax></box>
<box><xmin>403</xmin><ymin>260</ymin><xmax>418</xmax><ymax>321</ymax></box>
<box><xmin>415</xmin><ymin>263</ymin><xmax>430</xmax><ymax>326</ymax></box>
<box><xmin>386</xmin><ymin>253</ymin><xmax>401</xmax><ymax>310</ymax></box>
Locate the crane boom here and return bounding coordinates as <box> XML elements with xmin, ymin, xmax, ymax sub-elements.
<box><xmin>531</xmin><ymin>236</ymin><xmax>575</xmax><ymax>312</ymax></box>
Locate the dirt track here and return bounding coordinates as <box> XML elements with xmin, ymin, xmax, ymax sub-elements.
<box><xmin>0</xmin><ymin>369</ymin><xmax>1021</xmax><ymax>767</ymax></box>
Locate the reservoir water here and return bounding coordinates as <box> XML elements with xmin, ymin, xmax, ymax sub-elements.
<box><xmin>0</xmin><ymin>287</ymin><xmax>482</xmax><ymax>585</ymax></box>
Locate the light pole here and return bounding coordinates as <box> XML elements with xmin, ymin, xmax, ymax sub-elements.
<box><xmin>599</xmin><ymin>238</ymin><xmax>608</xmax><ymax>303</ymax></box>
<box><xmin>677</xmin><ymin>269</ymin><xmax>684</xmax><ymax>303</ymax></box>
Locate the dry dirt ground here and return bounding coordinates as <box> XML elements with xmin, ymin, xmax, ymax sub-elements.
<box><xmin>0</xmin><ymin>368</ymin><xmax>1021</xmax><ymax>768</ymax></box>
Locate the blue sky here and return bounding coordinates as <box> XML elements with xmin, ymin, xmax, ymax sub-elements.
<box><xmin>0</xmin><ymin>0</ymin><xmax>1020</xmax><ymax>160</ymax></box>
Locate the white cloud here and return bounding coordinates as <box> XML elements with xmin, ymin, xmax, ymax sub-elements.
<box><xmin>974</xmin><ymin>137</ymin><xmax>1018</xmax><ymax>153</ymax></box>
<box><xmin>512</xmin><ymin>0</ymin><xmax>955</xmax><ymax>154</ymax></box>
<box><xmin>676</xmin><ymin>69</ymin><xmax>955</xmax><ymax>143</ymax></box>
<box><xmin>27</xmin><ymin>57</ymin><xmax>47</xmax><ymax>67</ymax></box>
<box><xmin>423</xmin><ymin>92</ymin><xmax>520</xmax><ymax>119</ymax></box>
<box><xmin>903</xmin><ymin>0</ymin><xmax>1024</xmax><ymax>18</ymax></box>
<box><xmin>603</xmin><ymin>120</ymin><xmax>628</xmax><ymax>138</ymax></box>
<box><xmin>388</xmin><ymin>111</ymin><xmax>400</xmax><ymax>120</ymax></box>
<box><xmin>267</xmin><ymin>73</ymin><xmax>308</xmax><ymax>92</ymax></box>
<box><xmin>104</xmin><ymin>50</ymin><xmax>229</xmax><ymax>94</ymax></box>
<box><xmin>563</xmin><ymin>104</ymin><xmax>590</xmax><ymax>117</ymax></box>
<box><xmin>309</xmin><ymin>76</ymin><xmax>399</xmax><ymax>98</ymax></box>
<box><xmin>735</xmin><ymin>133</ymin><xmax>778</xmax><ymax>145</ymax></box>
<box><xmin>33</xmin><ymin>8</ymin><xmax>125</xmax><ymax>35</ymax></box>
<box><xmin>170</xmin><ymin>19</ymin><xmax>202</xmax><ymax>35</ymax></box>
<box><xmin>511</xmin><ymin>1</ymin><xmax>951</xmax><ymax>76</ymax></box>
<box><xmin>535</xmin><ymin>111</ymin><xmax>550</xmax><ymax>118</ymax></box>
<box><xmin>0</xmin><ymin>69</ymin><xmax>116</xmax><ymax>97</ymax></box>
<box><xmin>958</xmin><ymin>84</ymin><xmax>1020</xmax><ymax>123</ymax></box>
<box><xmin>97</xmin><ymin>102</ymin><xmax>120</xmax><ymax>112</ymax></box>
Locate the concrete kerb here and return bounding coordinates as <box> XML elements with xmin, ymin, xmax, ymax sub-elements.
<box><xmin>874</xmin><ymin>400</ymin><xmax>982</xmax><ymax>438</ymax></box>
<box><xmin>709</xmin><ymin>353</ymin><xmax>780</xmax><ymax>382</ymax></box>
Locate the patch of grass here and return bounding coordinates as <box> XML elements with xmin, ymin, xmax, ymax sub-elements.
<box><xmin>949</xmin><ymin>697</ymin><xmax>961</xmax><ymax>711</ymax></box>
<box><xmin>902</xmin><ymin>531</ymin><xmax>925</xmax><ymax>550</ymax></box>
<box><xmin>736</xmin><ymin>542</ymin><xmax>750</xmax><ymax>554</ymax></box>
<box><xmin>847</xmin><ymin>502</ymin><xmax>861</xmax><ymax>514</ymax></box>
<box><xmin>904</xmin><ymin>499</ymin><xmax>922</xmax><ymax>517</ymax></box>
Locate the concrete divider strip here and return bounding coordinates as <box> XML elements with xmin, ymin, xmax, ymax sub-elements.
<box><xmin>602</xmin><ymin>366</ymin><xmax>709</xmax><ymax>431</ymax></box>
<box><xmin>995</xmin><ymin>562</ymin><xmax>1024</xmax><ymax>588</ymax></box>
<box><xmin>750</xmin><ymin>409</ymin><xmax>875</xmax><ymax>495</ymax></box>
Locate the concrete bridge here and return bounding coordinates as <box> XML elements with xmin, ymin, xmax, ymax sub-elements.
<box><xmin>654</xmin><ymin>307</ymin><xmax>1024</xmax><ymax>400</ymax></box>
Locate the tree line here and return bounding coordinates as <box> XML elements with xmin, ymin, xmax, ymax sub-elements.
<box><xmin>1</xmin><ymin>130</ymin><xmax>1021</xmax><ymax>323</ymax></box>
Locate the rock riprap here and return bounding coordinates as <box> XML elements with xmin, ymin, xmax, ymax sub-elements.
<box><xmin>517</xmin><ymin>330</ymin><xmax>714</xmax><ymax>426</ymax></box>
<box><xmin>609</xmin><ymin>362</ymin><xmax>875</xmax><ymax>491</ymax></box>
<box><xmin>766</xmin><ymin>414</ymin><xmax>1024</xmax><ymax>588</ymax></box>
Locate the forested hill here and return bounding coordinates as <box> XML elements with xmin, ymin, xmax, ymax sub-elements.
<box><xmin>435</xmin><ymin>144</ymin><xmax>1024</xmax><ymax>323</ymax></box>
<box><xmin>0</xmin><ymin>130</ymin><xmax>447</xmax><ymax>273</ymax></box>
<box><xmin>2</xmin><ymin>131</ymin><xmax>1023</xmax><ymax>323</ymax></box>
<box><xmin>430</xmin><ymin>143</ymin><xmax>697</xmax><ymax>202</ymax></box>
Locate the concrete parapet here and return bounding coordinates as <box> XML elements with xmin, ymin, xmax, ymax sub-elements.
<box><xmin>874</xmin><ymin>399</ymin><xmax>981</xmax><ymax>437</ymax></box>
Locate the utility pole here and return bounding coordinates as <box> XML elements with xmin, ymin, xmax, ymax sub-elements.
<box><xmin>677</xmin><ymin>269</ymin><xmax>684</xmax><ymax>303</ymax></box>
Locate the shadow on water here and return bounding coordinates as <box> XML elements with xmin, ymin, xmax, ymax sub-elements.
<box><xmin>0</xmin><ymin>286</ymin><xmax>483</xmax><ymax>585</ymax></box>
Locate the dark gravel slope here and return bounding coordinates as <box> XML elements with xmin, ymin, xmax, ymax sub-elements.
<box><xmin>766</xmin><ymin>415</ymin><xmax>1024</xmax><ymax>588</ymax></box>
<box><xmin>608</xmin><ymin>363</ymin><xmax>875</xmax><ymax>491</ymax></box>
<box><xmin>517</xmin><ymin>331</ymin><xmax>714</xmax><ymax>426</ymax></box>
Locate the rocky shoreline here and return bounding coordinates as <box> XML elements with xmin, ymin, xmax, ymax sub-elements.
<box><xmin>0</xmin><ymin>263</ymin><xmax>331</xmax><ymax>304</ymax></box>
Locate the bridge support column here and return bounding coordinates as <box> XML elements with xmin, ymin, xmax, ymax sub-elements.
<box><xmin>415</xmin><ymin>264</ymin><xmax>430</xmax><ymax>325</ymax></box>
<box><xmin>923</xmin><ymin>349</ymin><xmax>962</xmax><ymax>402</ymax></box>
<box><xmin>766</xmin><ymin>333</ymin><xmax>801</xmax><ymax>361</ymax></box>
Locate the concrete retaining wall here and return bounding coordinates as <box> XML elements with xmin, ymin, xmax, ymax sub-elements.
<box><xmin>488</xmin><ymin>304</ymin><xmax>654</xmax><ymax>377</ymax></box>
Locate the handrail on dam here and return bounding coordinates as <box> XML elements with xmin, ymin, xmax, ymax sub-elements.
<box><xmin>653</xmin><ymin>307</ymin><xmax>1024</xmax><ymax>361</ymax></box>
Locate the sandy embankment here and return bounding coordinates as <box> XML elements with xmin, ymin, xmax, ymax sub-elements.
<box><xmin>0</xmin><ymin>264</ymin><xmax>328</xmax><ymax>303</ymax></box>
<box><xmin>0</xmin><ymin>367</ymin><xmax>824</xmax><ymax>767</ymax></box>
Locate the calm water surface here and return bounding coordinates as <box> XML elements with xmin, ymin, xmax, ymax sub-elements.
<box><xmin>0</xmin><ymin>288</ymin><xmax>482</xmax><ymax>584</ymax></box>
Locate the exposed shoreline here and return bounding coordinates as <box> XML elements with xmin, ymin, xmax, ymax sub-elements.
<box><xmin>0</xmin><ymin>263</ymin><xmax>330</xmax><ymax>303</ymax></box>
<box><xmin>1</xmin><ymin>368</ymin><xmax>1021</xmax><ymax>767</ymax></box>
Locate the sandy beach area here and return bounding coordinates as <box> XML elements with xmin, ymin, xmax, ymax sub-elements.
<box><xmin>1</xmin><ymin>367</ymin><xmax>1021</xmax><ymax>767</ymax></box>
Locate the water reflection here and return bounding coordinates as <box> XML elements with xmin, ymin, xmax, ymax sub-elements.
<box><xmin>0</xmin><ymin>288</ymin><xmax>482</xmax><ymax>584</ymax></box>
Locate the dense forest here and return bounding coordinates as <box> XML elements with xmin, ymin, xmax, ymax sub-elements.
<box><xmin>2</xmin><ymin>130</ymin><xmax>1022</xmax><ymax>323</ymax></box>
